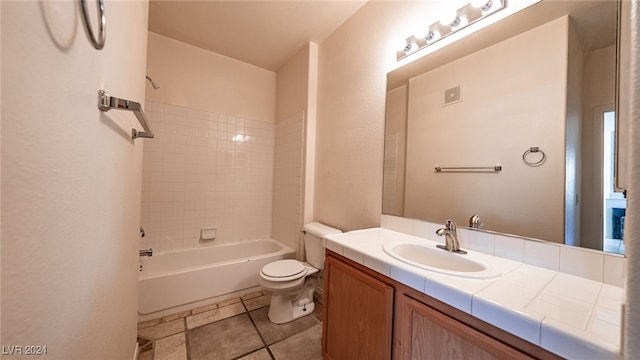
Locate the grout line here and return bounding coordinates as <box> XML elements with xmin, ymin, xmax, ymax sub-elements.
<box><xmin>243</xmin><ymin>299</ymin><xmax>276</xmax><ymax>359</ymax></box>
<box><xmin>183</xmin><ymin>317</ymin><xmax>191</xmax><ymax>360</ymax></box>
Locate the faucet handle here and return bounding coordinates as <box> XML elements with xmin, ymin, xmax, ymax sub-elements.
<box><xmin>444</xmin><ymin>219</ymin><xmax>457</xmax><ymax>231</ymax></box>
<box><xmin>469</xmin><ymin>214</ymin><xmax>483</xmax><ymax>229</ymax></box>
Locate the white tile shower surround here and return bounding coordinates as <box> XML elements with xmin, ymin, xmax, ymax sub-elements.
<box><xmin>141</xmin><ymin>101</ymin><xmax>275</xmax><ymax>253</ymax></box>
<box><xmin>271</xmin><ymin>112</ymin><xmax>305</xmax><ymax>254</ymax></box>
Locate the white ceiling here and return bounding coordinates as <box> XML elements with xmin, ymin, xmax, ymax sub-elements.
<box><xmin>148</xmin><ymin>0</ymin><xmax>368</xmax><ymax>72</ymax></box>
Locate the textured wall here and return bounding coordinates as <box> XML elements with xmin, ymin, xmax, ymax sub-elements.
<box><xmin>1</xmin><ymin>1</ymin><xmax>148</xmax><ymax>358</ymax></box>
<box><xmin>316</xmin><ymin>2</ymin><xmax>399</xmax><ymax>231</ymax></box>
<box><xmin>315</xmin><ymin>1</ymin><xmax>451</xmax><ymax>231</ymax></box>
<box><xmin>146</xmin><ymin>32</ymin><xmax>276</xmax><ymax>123</ymax></box>
<box><xmin>272</xmin><ymin>46</ymin><xmax>310</xmax><ymax>255</ymax></box>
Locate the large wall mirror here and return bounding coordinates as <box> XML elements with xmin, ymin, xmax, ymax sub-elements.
<box><xmin>383</xmin><ymin>0</ymin><xmax>624</xmax><ymax>254</ymax></box>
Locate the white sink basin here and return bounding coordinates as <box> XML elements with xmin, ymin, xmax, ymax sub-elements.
<box><xmin>383</xmin><ymin>242</ymin><xmax>501</xmax><ymax>279</ymax></box>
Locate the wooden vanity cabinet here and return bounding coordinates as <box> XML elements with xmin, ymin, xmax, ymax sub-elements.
<box><xmin>323</xmin><ymin>250</ymin><xmax>562</xmax><ymax>360</ymax></box>
<box><xmin>398</xmin><ymin>295</ymin><xmax>534</xmax><ymax>359</ymax></box>
<box><xmin>322</xmin><ymin>252</ymin><xmax>394</xmax><ymax>360</ymax></box>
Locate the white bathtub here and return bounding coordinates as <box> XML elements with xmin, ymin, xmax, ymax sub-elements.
<box><xmin>138</xmin><ymin>239</ymin><xmax>295</xmax><ymax>319</ymax></box>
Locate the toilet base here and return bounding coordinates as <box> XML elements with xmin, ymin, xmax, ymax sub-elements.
<box><xmin>267</xmin><ymin>296</ymin><xmax>315</xmax><ymax>324</ymax></box>
<box><xmin>266</xmin><ymin>277</ymin><xmax>317</xmax><ymax>324</ymax></box>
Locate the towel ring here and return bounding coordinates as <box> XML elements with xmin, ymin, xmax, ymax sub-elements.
<box><xmin>522</xmin><ymin>147</ymin><xmax>546</xmax><ymax>167</ymax></box>
<box><xmin>79</xmin><ymin>0</ymin><xmax>106</xmax><ymax>50</ymax></box>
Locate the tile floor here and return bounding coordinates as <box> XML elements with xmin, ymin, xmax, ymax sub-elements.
<box><xmin>137</xmin><ymin>291</ymin><xmax>323</xmax><ymax>360</ymax></box>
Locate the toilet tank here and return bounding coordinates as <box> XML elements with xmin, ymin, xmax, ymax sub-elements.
<box><xmin>303</xmin><ymin>222</ymin><xmax>342</xmax><ymax>270</ymax></box>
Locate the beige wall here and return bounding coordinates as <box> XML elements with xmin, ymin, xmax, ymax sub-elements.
<box><xmin>580</xmin><ymin>45</ymin><xmax>616</xmax><ymax>250</ymax></box>
<box><xmin>146</xmin><ymin>32</ymin><xmax>276</xmax><ymax>123</ymax></box>
<box><xmin>276</xmin><ymin>45</ymin><xmax>310</xmax><ymax>122</ymax></box>
<box><xmin>403</xmin><ymin>17</ymin><xmax>569</xmax><ymax>243</ymax></box>
<box><xmin>273</xmin><ymin>45</ymin><xmax>310</xmax><ymax>254</ymax></box>
<box><xmin>316</xmin><ymin>2</ymin><xmax>411</xmax><ymax>231</ymax></box>
<box><xmin>272</xmin><ymin>43</ymin><xmax>320</xmax><ymax>257</ymax></box>
<box><xmin>383</xmin><ymin>85</ymin><xmax>407</xmax><ymax>216</ymax></box>
<box><xmin>565</xmin><ymin>17</ymin><xmax>584</xmax><ymax>246</ymax></box>
<box><xmin>1</xmin><ymin>1</ymin><xmax>148</xmax><ymax>358</ymax></box>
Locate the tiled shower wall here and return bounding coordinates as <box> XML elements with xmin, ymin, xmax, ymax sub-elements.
<box><xmin>140</xmin><ymin>101</ymin><xmax>275</xmax><ymax>253</ymax></box>
<box><xmin>271</xmin><ymin>112</ymin><xmax>305</xmax><ymax>255</ymax></box>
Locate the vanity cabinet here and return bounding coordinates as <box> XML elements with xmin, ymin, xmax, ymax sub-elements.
<box><xmin>398</xmin><ymin>295</ymin><xmax>533</xmax><ymax>359</ymax></box>
<box><xmin>323</xmin><ymin>250</ymin><xmax>562</xmax><ymax>360</ymax></box>
<box><xmin>322</xmin><ymin>252</ymin><xmax>394</xmax><ymax>360</ymax></box>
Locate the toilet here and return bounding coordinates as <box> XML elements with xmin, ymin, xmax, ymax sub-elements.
<box><xmin>259</xmin><ymin>222</ymin><xmax>341</xmax><ymax>324</ymax></box>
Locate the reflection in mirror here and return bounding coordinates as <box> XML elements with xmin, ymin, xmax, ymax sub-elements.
<box><xmin>383</xmin><ymin>0</ymin><xmax>624</xmax><ymax>254</ymax></box>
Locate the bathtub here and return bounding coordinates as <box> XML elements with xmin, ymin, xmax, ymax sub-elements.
<box><xmin>138</xmin><ymin>239</ymin><xmax>295</xmax><ymax>319</ymax></box>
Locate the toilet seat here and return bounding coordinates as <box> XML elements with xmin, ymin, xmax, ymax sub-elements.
<box><xmin>260</xmin><ymin>260</ymin><xmax>307</xmax><ymax>282</ymax></box>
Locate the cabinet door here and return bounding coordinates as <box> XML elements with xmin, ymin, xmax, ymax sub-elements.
<box><xmin>323</xmin><ymin>254</ymin><xmax>394</xmax><ymax>360</ymax></box>
<box><xmin>399</xmin><ymin>295</ymin><xmax>534</xmax><ymax>360</ymax></box>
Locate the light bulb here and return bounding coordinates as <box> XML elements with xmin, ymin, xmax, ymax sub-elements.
<box><xmin>397</xmin><ymin>38</ymin><xmax>416</xmax><ymax>53</ymax></box>
<box><xmin>439</xmin><ymin>9</ymin><xmax>460</xmax><ymax>27</ymax></box>
<box><xmin>412</xmin><ymin>26</ymin><xmax>430</xmax><ymax>41</ymax></box>
<box><xmin>471</xmin><ymin>0</ymin><xmax>491</xmax><ymax>8</ymax></box>
<box><xmin>471</xmin><ymin>0</ymin><xmax>501</xmax><ymax>12</ymax></box>
<box><xmin>425</xmin><ymin>30</ymin><xmax>441</xmax><ymax>43</ymax></box>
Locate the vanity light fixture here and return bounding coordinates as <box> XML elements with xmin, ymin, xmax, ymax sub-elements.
<box><xmin>397</xmin><ymin>0</ymin><xmax>507</xmax><ymax>61</ymax></box>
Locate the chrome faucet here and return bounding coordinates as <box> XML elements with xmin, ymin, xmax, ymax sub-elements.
<box><xmin>435</xmin><ymin>220</ymin><xmax>467</xmax><ymax>254</ymax></box>
<box><xmin>469</xmin><ymin>214</ymin><xmax>483</xmax><ymax>229</ymax></box>
<box><xmin>139</xmin><ymin>248</ymin><xmax>153</xmax><ymax>257</ymax></box>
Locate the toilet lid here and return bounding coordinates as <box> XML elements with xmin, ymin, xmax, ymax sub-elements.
<box><xmin>261</xmin><ymin>260</ymin><xmax>306</xmax><ymax>282</ymax></box>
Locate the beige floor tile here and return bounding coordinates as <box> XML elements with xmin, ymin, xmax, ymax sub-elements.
<box><xmin>244</xmin><ymin>294</ymin><xmax>271</xmax><ymax>311</ymax></box>
<box><xmin>186</xmin><ymin>302</ymin><xmax>246</xmax><ymax>329</ymax></box>
<box><xmin>217</xmin><ymin>297</ymin><xmax>242</xmax><ymax>307</ymax></box>
<box><xmin>241</xmin><ymin>291</ymin><xmax>263</xmax><ymax>301</ymax></box>
<box><xmin>138</xmin><ymin>349</ymin><xmax>153</xmax><ymax>360</ymax></box>
<box><xmin>155</xmin><ymin>332</ymin><xmax>187</xmax><ymax>360</ymax></box>
<box><xmin>161</xmin><ymin>310</ymin><xmax>191</xmax><ymax>323</ymax></box>
<box><xmin>270</xmin><ymin>324</ymin><xmax>322</xmax><ymax>360</ymax></box>
<box><xmin>138</xmin><ymin>318</ymin><xmax>161</xmax><ymax>330</ymax></box>
<box><xmin>191</xmin><ymin>302</ymin><xmax>218</xmax><ymax>315</ymax></box>
<box><xmin>238</xmin><ymin>348</ymin><xmax>272</xmax><ymax>360</ymax></box>
<box><xmin>188</xmin><ymin>314</ymin><xmax>263</xmax><ymax>359</ymax></box>
<box><xmin>250</xmin><ymin>306</ymin><xmax>320</xmax><ymax>345</ymax></box>
<box><xmin>137</xmin><ymin>318</ymin><xmax>185</xmax><ymax>340</ymax></box>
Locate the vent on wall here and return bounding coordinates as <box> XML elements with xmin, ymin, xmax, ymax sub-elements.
<box><xmin>443</xmin><ymin>85</ymin><xmax>462</xmax><ymax>105</ymax></box>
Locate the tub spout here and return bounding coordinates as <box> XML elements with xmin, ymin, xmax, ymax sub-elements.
<box><xmin>139</xmin><ymin>248</ymin><xmax>153</xmax><ymax>257</ymax></box>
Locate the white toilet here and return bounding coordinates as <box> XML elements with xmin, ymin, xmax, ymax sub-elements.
<box><xmin>259</xmin><ymin>222</ymin><xmax>341</xmax><ymax>324</ymax></box>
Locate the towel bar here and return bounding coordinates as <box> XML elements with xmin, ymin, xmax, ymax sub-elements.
<box><xmin>434</xmin><ymin>165</ymin><xmax>502</xmax><ymax>173</ymax></box>
<box><xmin>98</xmin><ymin>90</ymin><xmax>154</xmax><ymax>139</ymax></box>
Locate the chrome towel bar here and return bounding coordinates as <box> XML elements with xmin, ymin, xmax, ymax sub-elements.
<box><xmin>434</xmin><ymin>165</ymin><xmax>502</xmax><ymax>173</ymax></box>
<box><xmin>98</xmin><ymin>90</ymin><xmax>154</xmax><ymax>139</ymax></box>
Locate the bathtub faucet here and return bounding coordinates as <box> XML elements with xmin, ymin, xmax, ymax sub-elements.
<box><xmin>139</xmin><ymin>248</ymin><xmax>153</xmax><ymax>257</ymax></box>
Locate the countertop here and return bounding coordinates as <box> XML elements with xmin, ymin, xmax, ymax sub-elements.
<box><xmin>323</xmin><ymin>228</ymin><xmax>623</xmax><ymax>360</ymax></box>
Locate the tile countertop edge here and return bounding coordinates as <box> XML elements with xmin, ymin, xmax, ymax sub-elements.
<box><xmin>322</xmin><ymin>228</ymin><xmax>622</xmax><ymax>360</ymax></box>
